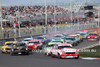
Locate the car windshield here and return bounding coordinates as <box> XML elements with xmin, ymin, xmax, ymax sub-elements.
<box><xmin>36</xmin><ymin>37</ymin><xmax>44</xmax><ymax>39</ymax></box>
<box><xmin>58</xmin><ymin>46</ymin><xmax>71</xmax><ymax>49</ymax></box>
<box><xmin>46</xmin><ymin>44</ymin><xmax>55</xmax><ymax>47</ymax></box>
<box><xmin>89</xmin><ymin>34</ymin><xmax>98</xmax><ymax>36</ymax></box>
<box><xmin>6</xmin><ymin>43</ymin><xmax>13</xmax><ymax>46</ymax></box>
<box><xmin>29</xmin><ymin>42</ymin><xmax>39</xmax><ymax>44</ymax></box>
<box><xmin>16</xmin><ymin>43</ymin><xmax>26</xmax><ymax>47</ymax></box>
<box><xmin>80</xmin><ymin>33</ymin><xmax>86</xmax><ymax>35</ymax></box>
<box><xmin>65</xmin><ymin>38</ymin><xmax>75</xmax><ymax>41</ymax></box>
<box><xmin>55</xmin><ymin>35</ymin><xmax>62</xmax><ymax>37</ymax></box>
<box><xmin>52</xmin><ymin>41</ymin><xmax>63</xmax><ymax>43</ymax></box>
<box><xmin>23</xmin><ymin>39</ymin><xmax>33</xmax><ymax>41</ymax></box>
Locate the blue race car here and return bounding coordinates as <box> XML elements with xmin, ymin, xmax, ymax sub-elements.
<box><xmin>35</xmin><ymin>36</ymin><xmax>51</xmax><ymax>44</ymax></box>
<box><xmin>76</xmin><ymin>32</ymin><xmax>88</xmax><ymax>39</ymax></box>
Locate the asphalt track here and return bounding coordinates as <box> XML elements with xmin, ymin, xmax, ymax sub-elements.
<box><xmin>0</xmin><ymin>40</ymin><xmax>100</xmax><ymax>67</ymax></box>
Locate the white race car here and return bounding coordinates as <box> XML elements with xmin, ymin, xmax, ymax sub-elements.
<box><xmin>22</xmin><ymin>38</ymin><xmax>34</xmax><ymax>44</ymax></box>
<box><xmin>50</xmin><ymin>44</ymin><xmax>79</xmax><ymax>59</ymax></box>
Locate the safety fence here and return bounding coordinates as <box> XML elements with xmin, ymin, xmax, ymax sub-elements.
<box><xmin>0</xmin><ymin>23</ymin><xmax>98</xmax><ymax>40</ymax></box>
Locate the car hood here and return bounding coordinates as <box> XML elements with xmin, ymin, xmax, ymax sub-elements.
<box><xmin>2</xmin><ymin>46</ymin><xmax>11</xmax><ymax>49</ymax></box>
<box><xmin>27</xmin><ymin>43</ymin><xmax>37</xmax><ymax>46</ymax></box>
<box><xmin>22</xmin><ymin>41</ymin><xmax>28</xmax><ymax>44</ymax></box>
<box><xmin>36</xmin><ymin>39</ymin><xmax>45</xmax><ymax>42</ymax></box>
<box><xmin>61</xmin><ymin>48</ymin><xmax>77</xmax><ymax>52</ymax></box>
<box><xmin>88</xmin><ymin>36</ymin><xmax>98</xmax><ymax>37</ymax></box>
<box><xmin>65</xmin><ymin>40</ymin><xmax>71</xmax><ymax>42</ymax></box>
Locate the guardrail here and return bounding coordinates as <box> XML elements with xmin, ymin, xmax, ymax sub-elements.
<box><xmin>0</xmin><ymin>23</ymin><xmax>98</xmax><ymax>40</ymax></box>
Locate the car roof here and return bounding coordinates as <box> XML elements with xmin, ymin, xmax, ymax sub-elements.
<box><xmin>23</xmin><ymin>38</ymin><xmax>33</xmax><ymax>40</ymax></box>
<box><xmin>54</xmin><ymin>34</ymin><xmax>63</xmax><ymax>36</ymax></box>
<box><xmin>80</xmin><ymin>32</ymin><xmax>87</xmax><ymax>33</ymax></box>
<box><xmin>69</xmin><ymin>35</ymin><xmax>77</xmax><ymax>37</ymax></box>
<box><xmin>42</xmin><ymin>35</ymin><xmax>49</xmax><ymax>37</ymax></box>
<box><xmin>27</xmin><ymin>40</ymin><xmax>41</xmax><ymax>42</ymax></box>
<box><xmin>64</xmin><ymin>37</ymin><xmax>75</xmax><ymax>38</ymax></box>
<box><xmin>5</xmin><ymin>41</ymin><xmax>17</xmax><ymax>43</ymax></box>
<box><xmin>89</xmin><ymin>33</ymin><xmax>98</xmax><ymax>34</ymax></box>
<box><xmin>48</xmin><ymin>42</ymin><xmax>61</xmax><ymax>45</ymax></box>
<box><xmin>36</xmin><ymin>36</ymin><xmax>45</xmax><ymax>38</ymax></box>
<box><xmin>13</xmin><ymin>42</ymin><xmax>26</xmax><ymax>44</ymax></box>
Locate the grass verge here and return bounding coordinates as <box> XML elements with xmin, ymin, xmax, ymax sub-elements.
<box><xmin>0</xmin><ymin>46</ymin><xmax>2</xmax><ymax>50</ymax></box>
<box><xmin>79</xmin><ymin>45</ymin><xmax>100</xmax><ymax>58</ymax></box>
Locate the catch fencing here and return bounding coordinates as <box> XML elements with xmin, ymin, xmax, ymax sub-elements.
<box><xmin>0</xmin><ymin>23</ymin><xmax>98</xmax><ymax>40</ymax></box>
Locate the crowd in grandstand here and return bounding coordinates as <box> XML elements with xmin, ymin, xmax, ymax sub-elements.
<box><xmin>1</xmin><ymin>5</ymin><xmax>94</xmax><ymax>28</ymax></box>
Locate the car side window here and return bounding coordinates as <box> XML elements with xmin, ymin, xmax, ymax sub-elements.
<box><xmin>53</xmin><ymin>45</ymin><xmax>58</xmax><ymax>49</ymax></box>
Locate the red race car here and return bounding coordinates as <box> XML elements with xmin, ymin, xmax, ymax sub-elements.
<box><xmin>87</xmin><ymin>33</ymin><xmax>99</xmax><ymax>41</ymax></box>
<box><xmin>27</xmin><ymin>40</ymin><xmax>43</xmax><ymax>50</ymax></box>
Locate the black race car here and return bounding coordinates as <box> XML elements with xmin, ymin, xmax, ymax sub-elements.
<box><xmin>10</xmin><ymin>43</ymin><xmax>29</xmax><ymax>55</ymax></box>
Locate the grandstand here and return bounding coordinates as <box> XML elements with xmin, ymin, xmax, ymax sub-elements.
<box><xmin>0</xmin><ymin>0</ymin><xmax>99</xmax><ymax>28</ymax></box>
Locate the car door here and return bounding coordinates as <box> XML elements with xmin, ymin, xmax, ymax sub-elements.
<box><xmin>52</xmin><ymin>45</ymin><xmax>58</xmax><ymax>55</ymax></box>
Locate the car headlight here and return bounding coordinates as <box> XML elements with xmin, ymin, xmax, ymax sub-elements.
<box><xmin>2</xmin><ymin>48</ymin><xmax>6</xmax><ymax>50</ymax></box>
<box><xmin>26</xmin><ymin>48</ymin><xmax>28</xmax><ymax>50</ymax></box>
<box><xmin>95</xmin><ymin>37</ymin><xmax>97</xmax><ymax>38</ymax></box>
<box><xmin>75</xmin><ymin>52</ymin><xmax>79</xmax><ymax>54</ymax></box>
<box><xmin>88</xmin><ymin>37</ymin><xmax>90</xmax><ymax>38</ymax></box>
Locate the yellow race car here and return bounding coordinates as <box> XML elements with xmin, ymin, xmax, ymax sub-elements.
<box><xmin>1</xmin><ymin>41</ymin><xmax>17</xmax><ymax>53</ymax></box>
<box><xmin>77</xmin><ymin>34</ymin><xmax>83</xmax><ymax>42</ymax></box>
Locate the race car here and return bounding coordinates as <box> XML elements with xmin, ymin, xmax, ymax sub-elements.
<box><xmin>62</xmin><ymin>33</ymin><xmax>69</xmax><ymax>36</ymax></box>
<box><xmin>42</xmin><ymin>34</ymin><xmax>49</xmax><ymax>37</ymax></box>
<box><xmin>76</xmin><ymin>32</ymin><xmax>88</xmax><ymax>39</ymax></box>
<box><xmin>63</xmin><ymin>37</ymin><xmax>78</xmax><ymax>46</ymax></box>
<box><xmin>10</xmin><ymin>43</ymin><xmax>29</xmax><ymax>55</ymax></box>
<box><xmin>87</xmin><ymin>33</ymin><xmax>99</xmax><ymax>41</ymax></box>
<box><xmin>53</xmin><ymin>34</ymin><xmax>65</xmax><ymax>39</ymax></box>
<box><xmin>44</xmin><ymin>42</ymin><xmax>61</xmax><ymax>56</ymax></box>
<box><xmin>1</xmin><ymin>41</ymin><xmax>17</xmax><ymax>53</ymax></box>
<box><xmin>27</xmin><ymin>40</ymin><xmax>43</xmax><ymax>50</ymax></box>
<box><xmin>51</xmin><ymin>38</ymin><xmax>65</xmax><ymax>43</ymax></box>
<box><xmin>35</xmin><ymin>36</ymin><xmax>51</xmax><ymax>44</ymax></box>
<box><xmin>68</xmin><ymin>35</ymin><xmax>81</xmax><ymax>43</ymax></box>
<box><xmin>76</xmin><ymin>34</ymin><xmax>83</xmax><ymax>42</ymax></box>
<box><xmin>50</xmin><ymin>44</ymin><xmax>79</xmax><ymax>59</ymax></box>
<box><xmin>22</xmin><ymin>37</ymin><xmax>34</xmax><ymax>44</ymax></box>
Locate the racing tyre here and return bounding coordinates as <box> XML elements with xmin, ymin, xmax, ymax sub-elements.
<box><xmin>45</xmin><ymin>52</ymin><xmax>50</xmax><ymax>56</ymax></box>
<box><xmin>75</xmin><ymin>55</ymin><xmax>79</xmax><ymax>59</ymax></box>
<box><xmin>81</xmin><ymin>39</ymin><xmax>83</xmax><ymax>42</ymax></box>
<box><xmin>10</xmin><ymin>52</ymin><xmax>15</xmax><ymax>56</ymax></box>
<box><xmin>25</xmin><ymin>52</ymin><xmax>29</xmax><ymax>55</ymax></box>
<box><xmin>1</xmin><ymin>51</ymin><xmax>4</xmax><ymax>54</ymax></box>
<box><xmin>75</xmin><ymin>43</ymin><xmax>78</xmax><ymax>46</ymax></box>
<box><xmin>72</xmin><ymin>43</ymin><xmax>75</xmax><ymax>46</ymax></box>
<box><xmin>58</xmin><ymin>53</ymin><xmax>62</xmax><ymax>59</ymax></box>
<box><xmin>51</xmin><ymin>52</ymin><xmax>54</xmax><ymax>58</ymax></box>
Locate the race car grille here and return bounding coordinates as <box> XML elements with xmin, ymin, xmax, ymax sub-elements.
<box><xmin>89</xmin><ymin>37</ymin><xmax>95</xmax><ymax>39</ymax></box>
<box><xmin>65</xmin><ymin>52</ymin><xmax>75</xmax><ymax>54</ymax></box>
<box><xmin>28</xmin><ymin>47</ymin><xmax>33</xmax><ymax>49</ymax></box>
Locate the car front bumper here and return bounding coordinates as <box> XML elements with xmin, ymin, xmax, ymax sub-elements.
<box><xmin>2</xmin><ymin>50</ymin><xmax>11</xmax><ymax>53</ymax></box>
<box><xmin>60</xmin><ymin>54</ymin><xmax>79</xmax><ymax>58</ymax></box>
<box><xmin>87</xmin><ymin>38</ymin><xmax>98</xmax><ymax>41</ymax></box>
<box><xmin>13</xmin><ymin>50</ymin><xmax>29</xmax><ymax>54</ymax></box>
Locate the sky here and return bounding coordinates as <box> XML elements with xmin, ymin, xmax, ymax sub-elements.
<box><xmin>1</xmin><ymin>0</ymin><xmax>100</xmax><ymax>6</ymax></box>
